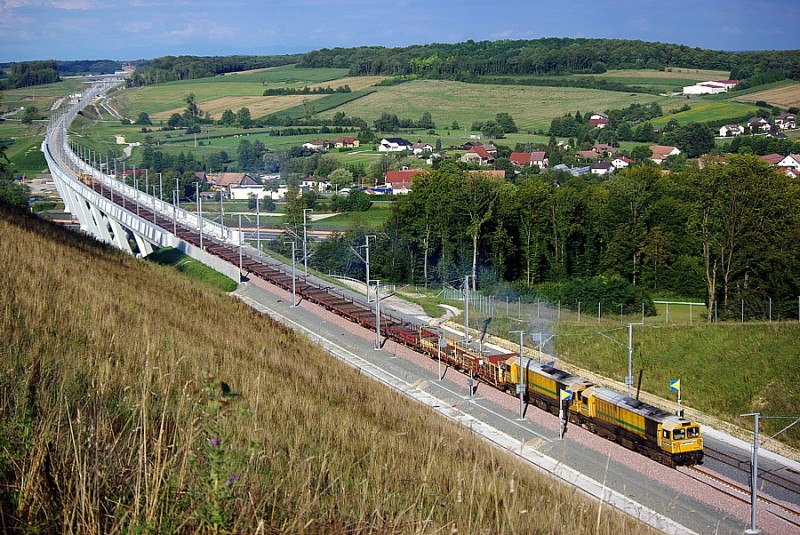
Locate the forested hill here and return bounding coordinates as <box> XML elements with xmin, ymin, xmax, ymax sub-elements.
<box><xmin>296</xmin><ymin>38</ymin><xmax>800</xmax><ymax>82</ymax></box>
<box><xmin>126</xmin><ymin>53</ymin><xmax>305</xmax><ymax>86</ymax></box>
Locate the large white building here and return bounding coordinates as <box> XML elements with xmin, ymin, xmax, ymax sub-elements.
<box><xmin>682</xmin><ymin>80</ymin><xmax>739</xmax><ymax>96</ymax></box>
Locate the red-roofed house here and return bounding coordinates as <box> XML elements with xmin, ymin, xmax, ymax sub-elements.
<box><xmin>385</xmin><ymin>168</ymin><xmax>425</xmax><ymax>194</ymax></box>
<box><xmin>460</xmin><ymin>145</ymin><xmax>495</xmax><ymax>166</ymax></box>
<box><xmin>510</xmin><ymin>151</ymin><xmax>548</xmax><ymax>169</ymax></box>
<box><xmin>576</xmin><ymin>150</ymin><xmax>600</xmax><ymax>161</ymax></box>
<box><xmin>760</xmin><ymin>153</ymin><xmax>786</xmax><ymax>166</ymax></box>
<box><xmin>588</xmin><ymin>117</ymin><xmax>609</xmax><ymax>128</ymax></box>
<box><xmin>611</xmin><ymin>156</ymin><xmax>633</xmax><ymax>169</ymax></box>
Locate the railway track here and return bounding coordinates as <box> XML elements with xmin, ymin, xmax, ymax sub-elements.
<box><xmin>705</xmin><ymin>446</ymin><xmax>800</xmax><ymax>499</ymax></box>
<box><xmin>678</xmin><ymin>463</ymin><xmax>800</xmax><ymax>529</ymax></box>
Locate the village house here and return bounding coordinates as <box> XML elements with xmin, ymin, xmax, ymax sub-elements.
<box><xmin>777</xmin><ymin>154</ymin><xmax>800</xmax><ymax>170</ymax></box>
<box><xmin>302</xmin><ymin>140</ymin><xmax>328</xmax><ymax>152</ymax></box>
<box><xmin>333</xmin><ymin>136</ymin><xmax>360</xmax><ymax>148</ymax></box>
<box><xmin>775</xmin><ymin>113</ymin><xmax>797</xmax><ymax>130</ymax></box>
<box><xmin>379</xmin><ymin>137</ymin><xmax>413</xmax><ymax>152</ymax></box>
<box><xmin>410</xmin><ymin>142</ymin><xmax>433</xmax><ymax>156</ymax></box>
<box><xmin>588</xmin><ymin>112</ymin><xmax>609</xmax><ymax>128</ymax></box>
<box><xmin>747</xmin><ymin>117</ymin><xmax>771</xmax><ymax>133</ymax></box>
<box><xmin>719</xmin><ymin>124</ymin><xmax>745</xmax><ymax>137</ymax></box>
<box><xmin>510</xmin><ymin>151</ymin><xmax>549</xmax><ymax>169</ymax></box>
<box><xmin>459</xmin><ymin>145</ymin><xmax>495</xmax><ymax>166</ymax></box>
<box><xmin>759</xmin><ymin>153</ymin><xmax>786</xmax><ymax>166</ymax></box>
<box><xmin>592</xmin><ymin>143</ymin><xmax>616</xmax><ymax>156</ymax></box>
<box><xmin>590</xmin><ymin>161</ymin><xmax>614</xmax><ymax>176</ymax></box>
<box><xmin>384</xmin><ymin>168</ymin><xmax>425</xmax><ymax>194</ymax></box>
<box><xmin>648</xmin><ymin>145</ymin><xmax>681</xmax><ymax>165</ymax></box>
<box><xmin>611</xmin><ymin>156</ymin><xmax>633</xmax><ymax>169</ymax></box>
<box><xmin>575</xmin><ymin>150</ymin><xmax>600</xmax><ymax>161</ymax></box>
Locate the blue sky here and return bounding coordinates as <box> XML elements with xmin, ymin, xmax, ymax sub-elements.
<box><xmin>1</xmin><ymin>0</ymin><xmax>798</xmax><ymax>62</ymax></box>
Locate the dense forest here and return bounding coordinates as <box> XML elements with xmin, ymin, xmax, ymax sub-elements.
<box><xmin>0</xmin><ymin>60</ymin><xmax>60</xmax><ymax>89</ymax></box>
<box><xmin>296</xmin><ymin>38</ymin><xmax>800</xmax><ymax>84</ymax></box>
<box><xmin>126</xmin><ymin>54</ymin><xmax>304</xmax><ymax>86</ymax></box>
<box><xmin>56</xmin><ymin>59</ymin><xmax>121</xmax><ymax>75</ymax></box>
<box><xmin>351</xmin><ymin>157</ymin><xmax>800</xmax><ymax>320</ymax></box>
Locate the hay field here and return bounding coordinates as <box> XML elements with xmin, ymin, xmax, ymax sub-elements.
<box><xmin>733</xmin><ymin>82</ymin><xmax>800</xmax><ymax>108</ymax></box>
<box><xmin>595</xmin><ymin>68</ymin><xmax>730</xmax><ymax>80</ymax></box>
<box><xmin>120</xmin><ymin>73</ymin><xmax>386</xmax><ymax>120</ymax></box>
<box><xmin>318</xmin><ymin>79</ymin><xmax>682</xmax><ymax>131</ymax></box>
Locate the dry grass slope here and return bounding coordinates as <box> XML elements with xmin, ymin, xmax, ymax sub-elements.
<box><xmin>0</xmin><ymin>205</ymin><xmax>657</xmax><ymax>534</ymax></box>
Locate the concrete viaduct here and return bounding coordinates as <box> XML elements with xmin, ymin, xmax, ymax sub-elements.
<box><xmin>42</xmin><ymin>78</ymin><xmax>243</xmax><ymax>281</ymax></box>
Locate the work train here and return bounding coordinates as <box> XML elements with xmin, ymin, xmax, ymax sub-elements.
<box><xmin>237</xmin><ymin>251</ymin><xmax>704</xmax><ymax>468</ymax></box>
<box><xmin>80</xmin><ymin>177</ymin><xmax>704</xmax><ymax>467</ymax></box>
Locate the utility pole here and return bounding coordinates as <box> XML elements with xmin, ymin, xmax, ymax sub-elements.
<box><xmin>626</xmin><ymin>322</ymin><xmax>643</xmax><ymax>397</ymax></box>
<box><xmin>302</xmin><ymin>208</ymin><xmax>313</xmax><ymax>274</ymax></box>
<box><xmin>464</xmin><ymin>275</ymin><xmax>471</xmax><ymax>342</ymax></box>
<box><xmin>365</xmin><ymin>234</ymin><xmax>375</xmax><ymax>302</ymax></box>
<box><xmin>285</xmin><ymin>241</ymin><xmax>297</xmax><ymax>307</ymax></box>
<box><xmin>740</xmin><ymin>413</ymin><xmax>800</xmax><ymax>534</ymax></box>
<box><xmin>510</xmin><ymin>330</ymin><xmax>525</xmax><ymax>419</ymax></box>
<box><xmin>374</xmin><ymin>280</ymin><xmax>381</xmax><ymax>349</ymax></box>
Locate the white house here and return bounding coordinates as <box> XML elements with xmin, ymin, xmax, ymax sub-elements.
<box><xmin>775</xmin><ymin>113</ymin><xmax>797</xmax><ymax>130</ymax></box>
<box><xmin>590</xmin><ymin>161</ymin><xmax>614</xmax><ymax>176</ymax></box>
<box><xmin>379</xmin><ymin>138</ymin><xmax>413</xmax><ymax>152</ymax></box>
<box><xmin>611</xmin><ymin>156</ymin><xmax>633</xmax><ymax>169</ymax></box>
<box><xmin>777</xmin><ymin>154</ymin><xmax>800</xmax><ymax>170</ymax></box>
<box><xmin>747</xmin><ymin>117</ymin><xmax>771</xmax><ymax>132</ymax></box>
<box><xmin>302</xmin><ymin>141</ymin><xmax>328</xmax><ymax>152</ymax></box>
<box><xmin>719</xmin><ymin>124</ymin><xmax>745</xmax><ymax>137</ymax></box>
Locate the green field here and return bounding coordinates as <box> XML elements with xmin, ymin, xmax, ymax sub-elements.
<box><xmin>0</xmin><ymin>122</ymin><xmax>48</xmax><ymax>176</ymax></box>
<box><xmin>317</xmin><ymin>79</ymin><xmax>684</xmax><ymax>132</ymax></box>
<box><xmin>651</xmin><ymin>100</ymin><xmax>761</xmax><ymax>127</ymax></box>
<box><xmin>111</xmin><ymin>65</ymin><xmax>356</xmax><ymax>119</ymax></box>
<box><xmin>516</xmin><ymin>68</ymin><xmax>731</xmax><ymax>95</ymax></box>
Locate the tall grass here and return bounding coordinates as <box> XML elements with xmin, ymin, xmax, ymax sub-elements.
<box><xmin>0</xmin><ymin>205</ymin><xmax>656</xmax><ymax>534</ymax></box>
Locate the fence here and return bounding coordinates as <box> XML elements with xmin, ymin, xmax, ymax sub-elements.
<box><xmin>440</xmin><ymin>286</ymin><xmax>800</xmax><ymax>326</ymax></box>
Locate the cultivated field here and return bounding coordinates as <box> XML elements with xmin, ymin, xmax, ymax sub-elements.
<box><xmin>650</xmin><ymin>100</ymin><xmax>761</xmax><ymax>126</ymax></box>
<box><xmin>733</xmin><ymin>82</ymin><xmax>800</xmax><ymax>108</ymax></box>
<box><xmin>318</xmin><ymin>79</ymin><xmax>685</xmax><ymax>132</ymax></box>
<box><xmin>540</xmin><ymin>68</ymin><xmax>732</xmax><ymax>94</ymax></box>
<box><xmin>111</xmin><ymin>64</ymin><xmax>384</xmax><ymax>121</ymax></box>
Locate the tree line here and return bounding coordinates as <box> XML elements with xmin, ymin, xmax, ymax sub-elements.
<box><xmin>0</xmin><ymin>60</ymin><xmax>60</xmax><ymax>89</ymax></box>
<box><xmin>125</xmin><ymin>54</ymin><xmax>303</xmax><ymax>86</ymax></box>
<box><xmin>296</xmin><ymin>38</ymin><xmax>800</xmax><ymax>84</ymax></box>
<box><xmin>358</xmin><ymin>157</ymin><xmax>800</xmax><ymax>320</ymax></box>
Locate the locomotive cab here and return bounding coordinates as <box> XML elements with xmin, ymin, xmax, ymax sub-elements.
<box><xmin>658</xmin><ymin>420</ymin><xmax>704</xmax><ymax>465</ymax></box>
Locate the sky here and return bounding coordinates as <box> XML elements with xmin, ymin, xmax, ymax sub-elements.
<box><xmin>1</xmin><ymin>0</ymin><xmax>798</xmax><ymax>63</ymax></box>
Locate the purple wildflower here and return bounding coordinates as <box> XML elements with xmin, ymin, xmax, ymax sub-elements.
<box><xmin>210</xmin><ymin>437</ymin><xmax>221</xmax><ymax>447</ymax></box>
<box><xmin>226</xmin><ymin>473</ymin><xmax>239</xmax><ymax>486</ymax></box>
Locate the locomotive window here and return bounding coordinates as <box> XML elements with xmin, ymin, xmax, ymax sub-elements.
<box><xmin>662</xmin><ymin>430</ymin><xmax>669</xmax><ymax>439</ymax></box>
<box><xmin>688</xmin><ymin>427</ymin><xmax>699</xmax><ymax>438</ymax></box>
<box><xmin>673</xmin><ymin>429</ymin><xmax>686</xmax><ymax>440</ymax></box>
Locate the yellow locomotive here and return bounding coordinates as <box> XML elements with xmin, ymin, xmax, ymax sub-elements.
<box><xmin>506</xmin><ymin>357</ymin><xmax>703</xmax><ymax>467</ymax></box>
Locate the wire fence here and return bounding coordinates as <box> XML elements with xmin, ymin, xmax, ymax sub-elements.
<box><xmin>440</xmin><ymin>287</ymin><xmax>800</xmax><ymax>326</ymax></box>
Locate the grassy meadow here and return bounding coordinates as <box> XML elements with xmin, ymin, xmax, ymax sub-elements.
<box><xmin>523</xmin><ymin>68</ymin><xmax>731</xmax><ymax>95</ymax></box>
<box><xmin>0</xmin><ymin>204</ymin><xmax>658</xmax><ymax>534</ymax></box>
<box><xmin>316</xmin><ymin>79</ymin><xmax>683</xmax><ymax>132</ymax></box>
<box><xmin>650</xmin><ymin>100</ymin><xmax>761</xmax><ymax>127</ymax></box>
